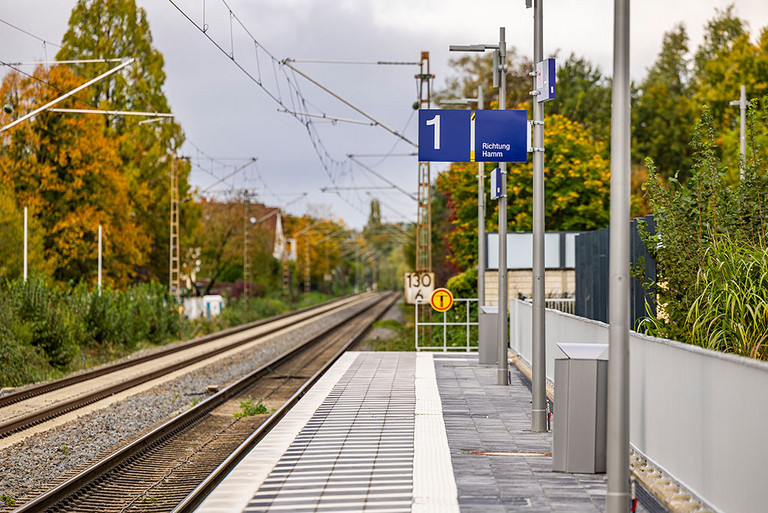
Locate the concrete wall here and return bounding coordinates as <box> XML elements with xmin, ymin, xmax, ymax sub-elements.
<box><xmin>510</xmin><ymin>299</ymin><xmax>768</xmax><ymax>513</ymax></box>
<box><xmin>484</xmin><ymin>270</ymin><xmax>574</xmax><ymax>305</ymax></box>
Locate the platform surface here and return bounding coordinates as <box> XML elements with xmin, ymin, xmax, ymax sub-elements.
<box><xmin>196</xmin><ymin>352</ymin><xmax>650</xmax><ymax>512</ymax></box>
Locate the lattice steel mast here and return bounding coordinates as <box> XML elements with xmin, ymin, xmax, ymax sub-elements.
<box><xmin>415</xmin><ymin>52</ymin><xmax>433</xmax><ymax>272</ymax></box>
<box><xmin>169</xmin><ymin>154</ymin><xmax>181</xmax><ymax>302</ymax></box>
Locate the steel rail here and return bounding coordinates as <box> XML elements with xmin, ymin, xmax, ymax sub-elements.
<box><xmin>13</xmin><ymin>291</ymin><xmax>397</xmax><ymax>513</ymax></box>
<box><xmin>172</xmin><ymin>292</ymin><xmax>399</xmax><ymax>512</ymax></box>
<box><xmin>0</xmin><ymin>295</ymin><xmax>361</xmax><ymax>437</ymax></box>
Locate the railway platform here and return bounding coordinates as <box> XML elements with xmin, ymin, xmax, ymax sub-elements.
<box><xmin>194</xmin><ymin>352</ymin><xmax>654</xmax><ymax>512</ymax></box>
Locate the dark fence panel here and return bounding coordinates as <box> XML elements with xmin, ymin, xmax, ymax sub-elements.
<box><xmin>575</xmin><ymin>215</ymin><xmax>656</xmax><ymax>329</ymax></box>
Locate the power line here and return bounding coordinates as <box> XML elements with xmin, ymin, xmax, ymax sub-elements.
<box><xmin>0</xmin><ymin>59</ymin><xmax>100</xmax><ymax>111</ymax></box>
<box><xmin>287</xmin><ymin>59</ymin><xmax>420</xmax><ymax>66</ymax></box>
<box><xmin>166</xmin><ymin>0</ymin><xmax>418</xmax><ymax>220</ymax></box>
<box><xmin>0</xmin><ymin>17</ymin><xmax>62</xmax><ymax>49</ymax></box>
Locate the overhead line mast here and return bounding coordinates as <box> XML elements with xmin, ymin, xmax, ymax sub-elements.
<box><xmin>169</xmin><ymin>154</ymin><xmax>181</xmax><ymax>302</ymax></box>
<box><xmin>416</xmin><ymin>52</ymin><xmax>433</xmax><ymax>273</ymax></box>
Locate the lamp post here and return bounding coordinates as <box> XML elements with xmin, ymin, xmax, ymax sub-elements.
<box><xmin>607</xmin><ymin>0</ymin><xmax>631</xmax><ymax>510</ymax></box>
<box><xmin>528</xmin><ymin>0</ymin><xmax>548</xmax><ymax>432</ymax></box>
<box><xmin>451</xmin><ymin>27</ymin><xmax>509</xmax><ymax>386</ymax></box>
<box><xmin>440</xmin><ymin>86</ymin><xmax>486</xmax><ymax>307</ymax></box>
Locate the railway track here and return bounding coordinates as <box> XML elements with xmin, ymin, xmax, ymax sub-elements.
<box><xmin>0</xmin><ymin>294</ymin><xmax>364</xmax><ymax>439</ymax></box>
<box><xmin>11</xmin><ymin>291</ymin><xmax>398</xmax><ymax>513</ymax></box>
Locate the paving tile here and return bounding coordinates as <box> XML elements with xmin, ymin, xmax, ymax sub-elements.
<box><xmin>433</xmin><ymin>354</ymin><xmax>658</xmax><ymax>513</ymax></box>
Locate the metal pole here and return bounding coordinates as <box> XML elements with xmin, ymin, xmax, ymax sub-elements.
<box><xmin>607</xmin><ymin>0</ymin><xmax>631</xmax><ymax>510</ymax></box>
<box><xmin>23</xmin><ymin>207</ymin><xmax>28</xmax><ymax>282</ymax></box>
<box><xmin>477</xmin><ymin>86</ymin><xmax>486</xmax><ymax>307</ymax></box>
<box><xmin>531</xmin><ymin>0</ymin><xmax>547</xmax><ymax>431</ymax></box>
<box><xmin>497</xmin><ymin>27</ymin><xmax>509</xmax><ymax>386</ymax></box>
<box><xmin>98</xmin><ymin>224</ymin><xmax>102</xmax><ymax>296</ymax></box>
<box><xmin>740</xmin><ymin>85</ymin><xmax>747</xmax><ymax>180</ymax></box>
<box><xmin>0</xmin><ymin>58</ymin><xmax>135</xmax><ymax>133</ymax></box>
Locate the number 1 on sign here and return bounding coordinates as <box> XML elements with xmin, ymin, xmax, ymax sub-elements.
<box><xmin>426</xmin><ymin>114</ymin><xmax>440</xmax><ymax>149</ymax></box>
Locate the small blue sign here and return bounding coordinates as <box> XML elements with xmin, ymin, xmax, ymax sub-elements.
<box><xmin>490</xmin><ymin>167</ymin><xmax>501</xmax><ymax>200</ymax></box>
<box><xmin>474</xmin><ymin>110</ymin><xmax>528</xmax><ymax>163</ymax></box>
<box><xmin>418</xmin><ymin>109</ymin><xmax>471</xmax><ymax>162</ymax></box>
<box><xmin>536</xmin><ymin>58</ymin><xmax>556</xmax><ymax>103</ymax></box>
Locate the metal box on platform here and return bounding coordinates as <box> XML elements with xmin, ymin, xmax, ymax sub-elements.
<box><xmin>553</xmin><ymin>343</ymin><xmax>608</xmax><ymax>473</ymax></box>
<box><xmin>478</xmin><ymin>306</ymin><xmax>498</xmax><ymax>364</ymax></box>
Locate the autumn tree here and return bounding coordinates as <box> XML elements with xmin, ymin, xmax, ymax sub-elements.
<box><xmin>283</xmin><ymin>213</ymin><xmax>350</xmax><ymax>293</ymax></box>
<box><xmin>0</xmin><ymin>187</ymin><xmax>48</xmax><ymax>280</ymax></box>
<box><xmin>362</xmin><ymin>198</ymin><xmax>416</xmax><ymax>290</ymax></box>
<box><xmin>56</xmin><ymin>0</ymin><xmax>196</xmax><ymax>282</ymax></box>
<box><xmin>436</xmin><ymin>48</ymin><xmax>534</xmax><ymax>111</ymax></box>
<box><xmin>435</xmin><ymin>114</ymin><xmax>609</xmax><ymax>272</ymax></box>
<box><xmin>0</xmin><ymin>66</ymin><xmax>148</xmax><ymax>286</ymax></box>
<box><xmin>191</xmin><ymin>194</ymin><xmax>286</xmax><ymax>296</ymax></box>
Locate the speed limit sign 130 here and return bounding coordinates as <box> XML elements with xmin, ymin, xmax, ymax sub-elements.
<box><xmin>404</xmin><ymin>272</ymin><xmax>435</xmax><ymax>305</ymax></box>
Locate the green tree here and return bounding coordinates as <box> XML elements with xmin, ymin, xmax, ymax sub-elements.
<box><xmin>548</xmin><ymin>54</ymin><xmax>611</xmax><ymax>144</ymax></box>
<box><xmin>634</xmin><ymin>24</ymin><xmax>696</xmax><ymax>179</ymax></box>
<box><xmin>56</xmin><ymin>0</ymin><xmax>196</xmax><ymax>282</ymax></box>
<box><xmin>689</xmin><ymin>8</ymin><xmax>768</xmax><ymax>180</ymax></box>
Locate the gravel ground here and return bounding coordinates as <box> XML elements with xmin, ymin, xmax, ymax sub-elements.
<box><xmin>0</xmin><ymin>298</ymin><xmax>374</xmax><ymax>510</ymax></box>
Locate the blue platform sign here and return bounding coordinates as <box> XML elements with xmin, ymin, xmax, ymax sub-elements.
<box><xmin>536</xmin><ymin>58</ymin><xmax>556</xmax><ymax>103</ymax></box>
<box><xmin>418</xmin><ymin>109</ymin><xmax>471</xmax><ymax>162</ymax></box>
<box><xmin>473</xmin><ymin>110</ymin><xmax>528</xmax><ymax>163</ymax></box>
<box><xmin>418</xmin><ymin>109</ymin><xmax>527</xmax><ymax>163</ymax></box>
<box><xmin>490</xmin><ymin>167</ymin><xmax>501</xmax><ymax>200</ymax></box>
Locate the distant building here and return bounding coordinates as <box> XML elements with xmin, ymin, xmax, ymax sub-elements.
<box><xmin>484</xmin><ymin>232</ymin><xmax>576</xmax><ymax>305</ymax></box>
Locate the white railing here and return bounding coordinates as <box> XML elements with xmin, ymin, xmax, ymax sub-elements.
<box><xmin>545</xmin><ymin>297</ymin><xmax>575</xmax><ymax>314</ymax></box>
<box><xmin>523</xmin><ymin>297</ymin><xmax>575</xmax><ymax>315</ymax></box>
<box><xmin>414</xmin><ymin>298</ymin><xmax>478</xmax><ymax>352</ymax></box>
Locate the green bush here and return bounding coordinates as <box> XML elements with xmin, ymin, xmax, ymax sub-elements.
<box><xmin>0</xmin><ymin>274</ymin><xmax>337</xmax><ymax>387</ymax></box>
<box><xmin>0</xmin><ymin>330</ymin><xmax>51</xmax><ymax>386</ymax></box>
<box><xmin>447</xmin><ymin>268</ymin><xmax>478</xmax><ymax>298</ymax></box>
<box><xmin>641</xmin><ymin>98</ymin><xmax>768</xmax><ymax>360</ymax></box>
<box><xmin>0</xmin><ymin>276</ymin><xmax>181</xmax><ymax>386</ymax></box>
<box><xmin>2</xmin><ymin>275</ymin><xmax>81</xmax><ymax>368</ymax></box>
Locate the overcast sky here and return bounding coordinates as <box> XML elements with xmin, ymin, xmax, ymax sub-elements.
<box><xmin>2</xmin><ymin>0</ymin><xmax>768</xmax><ymax>229</ymax></box>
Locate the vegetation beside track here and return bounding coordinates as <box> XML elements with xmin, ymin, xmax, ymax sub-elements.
<box><xmin>0</xmin><ymin>276</ymin><xmax>339</xmax><ymax>388</ymax></box>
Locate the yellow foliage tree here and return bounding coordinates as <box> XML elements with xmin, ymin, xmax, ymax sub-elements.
<box><xmin>0</xmin><ymin>66</ymin><xmax>149</xmax><ymax>286</ymax></box>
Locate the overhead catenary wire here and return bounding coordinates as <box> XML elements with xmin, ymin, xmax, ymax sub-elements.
<box><xmin>286</xmin><ymin>59</ymin><xmax>420</xmax><ymax>66</ymax></box>
<box><xmin>348</xmin><ymin>155</ymin><xmax>417</xmax><ymax>201</ymax></box>
<box><xmin>2</xmin><ymin>58</ymin><xmax>126</xmax><ymax>66</ymax></box>
<box><xmin>0</xmin><ymin>59</ymin><xmax>102</xmax><ymax>112</ymax></box>
<box><xmin>0</xmin><ymin>58</ymin><xmax>135</xmax><ymax>133</ymax></box>
<box><xmin>166</xmin><ymin>0</ymin><xmax>418</xmax><ymax>223</ymax></box>
<box><xmin>0</xmin><ymin>17</ymin><xmax>62</xmax><ymax>49</ymax></box>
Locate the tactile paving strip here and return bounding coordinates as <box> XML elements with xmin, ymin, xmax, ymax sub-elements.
<box><xmin>244</xmin><ymin>352</ymin><xmax>417</xmax><ymax>512</ymax></box>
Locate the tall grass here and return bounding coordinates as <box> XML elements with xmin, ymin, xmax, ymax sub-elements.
<box><xmin>686</xmin><ymin>237</ymin><xmax>768</xmax><ymax>359</ymax></box>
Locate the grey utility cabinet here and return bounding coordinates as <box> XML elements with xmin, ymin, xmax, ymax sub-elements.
<box><xmin>552</xmin><ymin>343</ymin><xmax>608</xmax><ymax>473</ymax></box>
<box><xmin>478</xmin><ymin>306</ymin><xmax>498</xmax><ymax>364</ymax></box>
